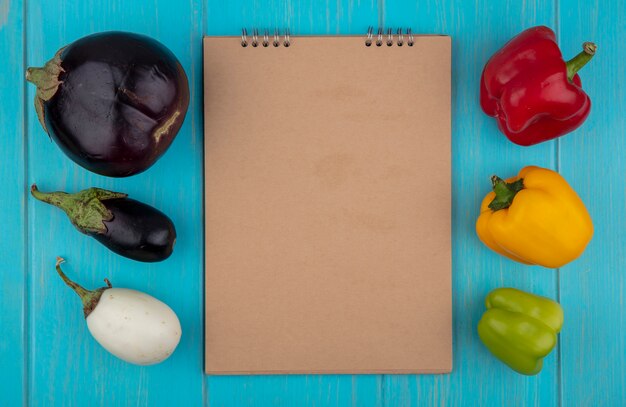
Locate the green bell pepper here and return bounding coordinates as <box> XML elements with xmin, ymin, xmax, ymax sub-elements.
<box><xmin>477</xmin><ymin>287</ymin><xmax>564</xmax><ymax>375</ymax></box>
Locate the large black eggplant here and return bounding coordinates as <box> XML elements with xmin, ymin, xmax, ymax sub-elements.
<box><xmin>25</xmin><ymin>32</ymin><xmax>189</xmax><ymax>177</ymax></box>
<box><xmin>31</xmin><ymin>185</ymin><xmax>176</xmax><ymax>262</ymax></box>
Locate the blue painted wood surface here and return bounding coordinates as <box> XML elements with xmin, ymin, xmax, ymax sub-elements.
<box><xmin>0</xmin><ymin>0</ymin><xmax>624</xmax><ymax>405</ymax></box>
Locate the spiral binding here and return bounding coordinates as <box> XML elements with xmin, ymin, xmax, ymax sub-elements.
<box><xmin>241</xmin><ymin>28</ymin><xmax>291</xmax><ymax>47</ymax></box>
<box><xmin>241</xmin><ymin>27</ymin><xmax>414</xmax><ymax>48</ymax></box>
<box><xmin>365</xmin><ymin>27</ymin><xmax>414</xmax><ymax>47</ymax></box>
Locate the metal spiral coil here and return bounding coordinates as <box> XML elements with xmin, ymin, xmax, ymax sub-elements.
<box><xmin>273</xmin><ymin>29</ymin><xmax>280</xmax><ymax>47</ymax></box>
<box><xmin>262</xmin><ymin>29</ymin><xmax>270</xmax><ymax>47</ymax></box>
<box><xmin>241</xmin><ymin>28</ymin><xmax>291</xmax><ymax>47</ymax></box>
<box><xmin>365</xmin><ymin>27</ymin><xmax>374</xmax><ymax>46</ymax></box>
<box><xmin>284</xmin><ymin>29</ymin><xmax>291</xmax><ymax>47</ymax></box>
<box><xmin>365</xmin><ymin>27</ymin><xmax>415</xmax><ymax>47</ymax></box>
<box><xmin>376</xmin><ymin>27</ymin><xmax>383</xmax><ymax>46</ymax></box>
<box><xmin>241</xmin><ymin>27</ymin><xmax>414</xmax><ymax>48</ymax></box>
<box><xmin>241</xmin><ymin>28</ymin><xmax>248</xmax><ymax>47</ymax></box>
<box><xmin>251</xmin><ymin>28</ymin><xmax>259</xmax><ymax>47</ymax></box>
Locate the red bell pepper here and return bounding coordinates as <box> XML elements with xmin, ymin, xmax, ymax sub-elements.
<box><xmin>480</xmin><ymin>26</ymin><xmax>596</xmax><ymax>146</ymax></box>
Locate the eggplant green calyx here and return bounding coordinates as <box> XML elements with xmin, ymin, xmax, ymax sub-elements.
<box><xmin>55</xmin><ymin>257</ymin><xmax>112</xmax><ymax>318</ymax></box>
<box><xmin>25</xmin><ymin>47</ymin><xmax>65</xmax><ymax>133</ymax></box>
<box><xmin>31</xmin><ymin>184</ymin><xmax>127</xmax><ymax>235</ymax></box>
<box><xmin>488</xmin><ymin>176</ymin><xmax>525</xmax><ymax>211</ymax></box>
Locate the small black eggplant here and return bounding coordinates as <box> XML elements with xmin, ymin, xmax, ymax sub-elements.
<box><xmin>31</xmin><ymin>185</ymin><xmax>176</xmax><ymax>262</ymax></box>
<box><xmin>25</xmin><ymin>32</ymin><xmax>189</xmax><ymax>177</ymax></box>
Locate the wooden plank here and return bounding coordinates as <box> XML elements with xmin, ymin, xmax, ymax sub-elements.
<box><xmin>7</xmin><ymin>0</ymin><xmax>622</xmax><ymax>404</ymax></box>
<box><xmin>25</xmin><ymin>1</ymin><xmax>205</xmax><ymax>405</ymax></box>
<box><xmin>206</xmin><ymin>0</ymin><xmax>379</xmax><ymax>35</ymax></box>
<box><xmin>382</xmin><ymin>1</ymin><xmax>560</xmax><ymax>406</ymax></box>
<box><xmin>558</xmin><ymin>0</ymin><xmax>626</xmax><ymax>405</ymax></box>
<box><xmin>0</xmin><ymin>0</ymin><xmax>26</xmax><ymax>405</ymax></box>
<box><xmin>204</xmin><ymin>1</ymin><xmax>384</xmax><ymax>405</ymax></box>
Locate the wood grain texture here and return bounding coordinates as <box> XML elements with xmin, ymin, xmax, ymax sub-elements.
<box><xmin>22</xmin><ymin>0</ymin><xmax>205</xmax><ymax>405</ymax></box>
<box><xmin>0</xmin><ymin>0</ymin><xmax>26</xmax><ymax>405</ymax></box>
<box><xmin>558</xmin><ymin>0</ymin><xmax>626</xmax><ymax>405</ymax></box>
<box><xmin>1</xmin><ymin>0</ymin><xmax>624</xmax><ymax>405</ymax></box>
<box><xmin>382</xmin><ymin>1</ymin><xmax>560</xmax><ymax>406</ymax></box>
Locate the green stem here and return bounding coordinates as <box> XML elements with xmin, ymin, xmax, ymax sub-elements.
<box><xmin>25</xmin><ymin>67</ymin><xmax>51</xmax><ymax>89</ymax></box>
<box><xmin>30</xmin><ymin>184</ymin><xmax>127</xmax><ymax>235</ymax></box>
<box><xmin>566</xmin><ymin>42</ymin><xmax>597</xmax><ymax>82</ymax></box>
<box><xmin>24</xmin><ymin>47</ymin><xmax>65</xmax><ymax>94</ymax></box>
<box><xmin>25</xmin><ymin>47</ymin><xmax>65</xmax><ymax>132</ymax></box>
<box><xmin>31</xmin><ymin>184</ymin><xmax>73</xmax><ymax>213</ymax></box>
<box><xmin>55</xmin><ymin>257</ymin><xmax>111</xmax><ymax>318</ymax></box>
<box><xmin>488</xmin><ymin>176</ymin><xmax>525</xmax><ymax>211</ymax></box>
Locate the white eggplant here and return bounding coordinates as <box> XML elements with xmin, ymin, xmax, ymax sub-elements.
<box><xmin>55</xmin><ymin>257</ymin><xmax>182</xmax><ymax>365</ymax></box>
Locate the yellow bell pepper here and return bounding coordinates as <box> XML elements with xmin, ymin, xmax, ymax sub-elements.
<box><xmin>476</xmin><ymin>166</ymin><xmax>593</xmax><ymax>268</ymax></box>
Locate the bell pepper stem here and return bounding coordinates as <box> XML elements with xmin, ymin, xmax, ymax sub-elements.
<box><xmin>488</xmin><ymin>176</ymin><xmax>524</xmax><ymax>211</ymax></box>
<box><xmin>55</xmin><ymin>257</ymin><xmax>111</xmax><ymax>318</ymax></box>
<box><xmin>566</xmin><ymin>42</ymin><xmax>597</xmax><ymax>82</ymax></box>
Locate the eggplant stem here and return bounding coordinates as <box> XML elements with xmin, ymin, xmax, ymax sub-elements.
<box><xmin>32</xmin><ymin>185</ymin><xmax>73</xmax><ymax>213</ymax></box>
<box><xmin>55</xmin><ymin>257</ymin><xmax>90</xmax><ymax>298</ymax></box>
<box><xmin>25</xmin><ymin>48</ymin><xmax>65</xmax><ymax>132</ymax></box>
<box><xmin>31</xmin><ymin>184</ymin><xmax>127</xmax><ymax>235</ymax></box>
<box><xmin>54</xmin><ymin>257</ymin><xmax>111</xmax><ymax>318</ymax></box>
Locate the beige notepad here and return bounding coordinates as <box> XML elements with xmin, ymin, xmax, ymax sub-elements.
<box><xmin>203</xmin><ymin>33</ymin><xmax>451</xmax><ymax>375</ymax></box>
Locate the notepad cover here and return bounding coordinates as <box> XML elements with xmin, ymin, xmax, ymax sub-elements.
<box><xmin>203</xmin><ymin>36</ymin><xmax>451</xmax><ymax>374</ymax></box>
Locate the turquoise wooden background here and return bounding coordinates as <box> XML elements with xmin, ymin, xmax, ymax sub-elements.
<box><xmin>1</xmin><ymin>0</ymin><xmax>624</xmax><ymax>405</ymax></box>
